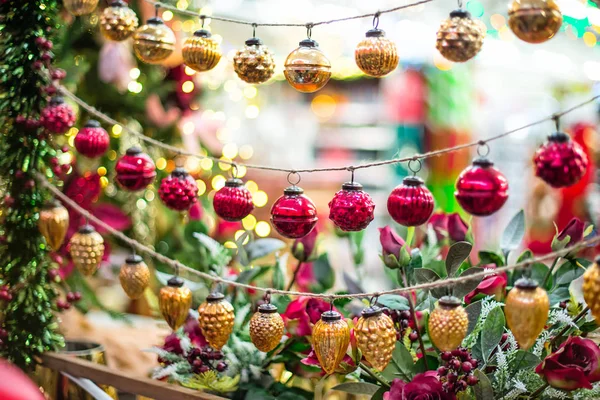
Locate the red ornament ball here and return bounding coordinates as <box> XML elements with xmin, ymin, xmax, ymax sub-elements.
<box><xmin>455</xmin><ymin>157</ymin><xmax>508</xmax><ymax>216</ymax></box>
<box><xmin>271</xmin><ymin>185</ymin><xmax>318</xmax><ymax>239</ymax></box>
<box><xmin>74</xmin><ymin>120</ymin><xmax>110</xmax><ymax>158</ymax></box>
<box><xmin>115</xmin><ymin>147</ymin><xmax>156</xmax><ymax>191</ymax></box>
<box><xmin>158</xmin><ymin>168</ymin><xmax>199</xmax><ymax>211</ymax></box>
<box><xmin>387</xmin><ymin>176</ymin><xmax>434</xmax><ymax>226</ymax></box>
<box><xmin>213</xmin><ymin>178</ymin><xmax>254</xmax><ymax>221</ymax></box>
<box><xmin>40</xmin><ymin>96</ymin><xmax>76</xmax><ymax>134</ymax></box>
<box><xmin>328</xmin><ymin>181</ymin><xmax>375</xmax><ymax>231</ymax></box>
<box><xmin>533</xmin><ymin>132</ymin><xmax>588</xmax><ymax>188</ymax></box>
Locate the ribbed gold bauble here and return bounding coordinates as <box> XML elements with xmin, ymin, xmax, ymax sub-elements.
<box><xmin>508</xmin><ymin>0</ymin><xmax>562</xmax><ymax>44</ymax></box>
<box><xmin>119</xmin><ymin>254</ymin><xmax>150</xmax><ymax>300</ymax></box>
<box><xmin>198</xmin><ymin>292</ymin><xmax>235</xmax><ymax>350</ymax></box>
<box><xmin>428</xmin><ymin>296</ymin><xmax>469</xmax><ymax>352</ymax></box>
<box><xmin>284</xmin><ymin>39</ymin><xmax>331</xmax><ymax>93</ymax></box>
<box><xmin>584</xmin><ymin>257</ymin><xmax>600</xmax><ymax>323</ymax></box>
<box><xmin>133</xmin><ymin>18</ymin><xmax>176</xmax><ymax>64</ymax></box>
<box><xmin>312</xmin><ymin>311</ymin><xmax>350</xmax><ymax>375</ymax></box>
<box><xmin>355</xmin><ymin>29</ymin><xmax>399</xmax><ymax>77</ymax></box>
<box><xmin>159</xmin><ymin>277</ymin><xmax>192</xmax><ymax>331</ymax></box>
<box><xmin>182</xmin><ymin>29</ymin><xmax>222</xmax><ymax>73</ymax></box>
<box><xmin>100</xmin><ymin>0</ymin><xmax>139</xmax><ymax>42</ymax></box>
<box><xmin>436</xmin><ymin>9</ymin><xmax>485</xmax><ymax>63</ymax></box>
<box><xmin>354</xmin><ymin>306</ymin><xmax>396</xmax><ymax>371</ymax></box>
<box><xmin>233</xmin><ymin>37</ymin><xmax>276</xmax><ymax>84</ymax></box>
<box><xmin>64</xmin><ymin>0</ymin><xmax>99</xmax><ymax>16</ymax></box>
<box><xmin>249</xmin><ymin>304</ymin><xmax>285</xmax><ymax>352</ymax></box>
<box><xmin>38</xmin><ymin>200</ymin><xmax>69</xmax><ymax>250</ymax></box>
<box><xmin>69</xmin><ymin>225</ymin><xmax>104</xmax><ymax>276</ymax></box>
<box><xmin>505</xmin><ymin>278</ymin><xmax>549</xmax><ymax>350</ymax></box>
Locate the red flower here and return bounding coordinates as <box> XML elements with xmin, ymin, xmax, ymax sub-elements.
<box><xmin>282</xmin><ymin>297</ymin><xmax>334</xmax><ymax>337</ymax></box>
<box><xmin>384</xmin><ymin>372</ymin><xmax>456</xmax><ymax>400</ymax></box>
<box><xmin>464</xmin><ymin>265</ymin><xmax>507</xmax><ymax>304</ymax></box>
<box><xmin>301</xmin><ymin>348</ymin><xmax>356</xmax><ymax>375</ymax></box>
<box><xmin>428</xmin><ymin>212</ymin><xmax>469</xmax><ymax>243</ymax></box>
<box><xmin>291</xmin><ymin>227</ymin><xmax>319</xmax><ymax>262</ymax></box>
<box><xmin>379</xmin><ymin>226</ymin><xmax>410</xmax><ymax>269</ymax></box>
<box><xmin>557</xmin><ymin>217</ymin><xmax>585</xmax><ymax>245</ymax></box>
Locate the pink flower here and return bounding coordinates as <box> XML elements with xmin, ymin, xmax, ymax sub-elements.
<box><xmin>301</xmin><ymin>349</ymin><xmax>356</xmax><ymax>375</ymax></box>
<box><xmin>464</xmin><ymin>265</ymin><xmax>507</xmax><ymax>304</ymax></box>
<box><xmin>428</xmin><ymin>212</ymin><xmax>469</xmax><ymax>243</ymax></box>
<box><xmin>379</xmin><ymin>226</ymin><xmax>410</xmax><ymax>269</ymax></box>
<box><xmin>292</xmin><ymin>227</ymin><xmax>319</xmax><ymax>262</ymax></box>
<box><xmin>557</xmin><ymin>218</ymin><xmax>585</xmax><ymax>245</ymax></box>
<box><xmin>283</xmin><ymin>297</ymin><xmax>334</xmax><ymax>337</ymax></box>
<box><xmin>384</xmin><ymin>372</ymin><xmax>456</xmax><ymax>400</ymax></box>
<box><xmin>295</xmin><ymin>262</ymin><xmax>316</xmax><ymax>292</ymax></box>
<box><xmin>189</xmin><ymin>202</ymin><xmax>203</xmax><ymax>221</ymax></box>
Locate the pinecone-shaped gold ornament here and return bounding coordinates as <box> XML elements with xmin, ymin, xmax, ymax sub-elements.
<box><xmin>355</xmin><ymin>29</ymin><xmax>399</xmax><ymax>77</ymax></box>
<box><xmin>505</xmin><ymin>278</ymin><xmax>549</xmax><ymax>350</ymax></box>
<box><xmin>159</xmin><ymin>276</ymin><xmax>192</xmax><ymax>331</ymax></box>
<box><xmin>249</xmin><ymin>303</ymin><xmax>285</xmax><ymax>352</ymax></box>
<box><xmin>312</xmin><ymin>310</ymin><xmax>350</xmax><ymax>375</ymax></box>
<box><xmin>100</xmin><ymin>0</ymin><xmax>139</xmax><ymax>42</ymax></box>
<box><xmin>182</xmin><ymin>30</ymin><xmax>222</xmax><ymax>73</ymax></box>
<box><xmin>38</xmin><ymin>200</ymin><xmax>69</xmax><ymax>250</ymax></box>
<box><xmin>436</xmin><ymin>9</ymin><xmax>485</xmax><ymax>63</ymax></box>
<box><xmin>508</xmin><ymin>0</ymin><xmax>562</xmax><ymax>44</ymax></box>
<box><xmin>198</xmin><ymin>292</ymin><xmax>235</xmax><ymax>350</ymax></box>
<box><xmin>64</xmin><ymin>0</ymin><xmax>99</xmax><ymax>16</ymax></box>
<box><xmin>233</xmin><ymin>37</ymin><xmax>276</xmax><ymax>84</ymax></box>
<box><xmin>428</xmin><ymin>296</ymin><xmax>469</xmax><ymax>351</ymax></box>
<box><xmin>133</xmin><ymin>18</ymin><xmax>176</xmax><ymax>64</ymax></box>
<box><xmin>584</xmin><ymin>257</ymin><xmax>600</xmax><ymax>323</ymax></box>
<box><xmin>69</xmin><ymin>225</ymin><xmax>104</xmax><ymax>276</ymax></box>
<box><xmin>354</xmin><ymin>306</ymin><xmax>396</xmax><ymax>371</ymax></box>
<box><xmin>119</xmin><ymin>254</ymin><xmax>150</xmax><ymax>299</ymax></box>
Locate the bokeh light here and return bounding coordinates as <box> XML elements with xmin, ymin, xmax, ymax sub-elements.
<box><xmin>255</xmin><ymin>221</ymin><xmax>271</xmax><ymax>237</ymax></box>
<box><xmin>253</xmin><ymin>190</ymin><xmax>268</xmax><ymax>207</ymax></box>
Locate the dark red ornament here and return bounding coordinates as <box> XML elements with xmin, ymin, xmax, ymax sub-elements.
<box><xmin>74</xmin><ymin>120</ymin><xmax>110</xmax><ymax>158</ymax></box>
<box><xmin>213</xmin><ymin>178</ymin><xmax>254</xmax><ymax>221</ymax></box>
<box><xmin>533</xmin><ymin>131</ymin><xmax>588</xmax><ymax>188</ymax></box>
<box><xmin>271</xmin><ymin>185</ymin><xmax>318</xmax><ymax>239</ymax></box>
<box><xmin>115</xmin><ymin>147</ymin><xmax>156</xmax><ymax>191</ymax></box>
<box><xmin>387</xmin><ymin>176</ymin><xmax>434</xmax><ymax>226</ymax></box>
<box><xmin>455</xmin><ymin>157</ymin><xmax>508</xmax><ymax>216</ymax></box>
<box><xmin>40</xmin><ymin>96</ymin><xmax>76</xmax><ymax>134</ymax></box>
<box><xmin>328</xmin><ymin>181</ymin><xmax>375</xmax><ymax>231</ymax></box>
<box><xmin>158</xmin><ymin>168</ymin><xmax>199</xmax><ymax>211</ymax></box>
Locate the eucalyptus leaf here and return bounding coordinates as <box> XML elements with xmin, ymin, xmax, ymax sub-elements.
<box><xmin>446</xmin><ymin>241</ymin><xmax>473</xmax><ymax>277</ymax></box>
<box><xmin>313</xmin><ymin>253</ymin><xmax>335</xmax><ymax>291</ymax></box>
<box><xmin>478</xmin><ymin>251</ymin><xmax>505</xmax><ymax>267</ymax></box>
<box><xmin>516</xmin><ymin>249</ymin><xmax>533</xmax><ymax>263</ymax></box>
<box><xmin>377</xmin><ymin>294</ymin><xmax>410</xmax><ymax>311</ymax></box>
<box><xmin>427</xmin><ymin>259</ymin><xmax>447</xmax><ymax>279</ymax></box>
<box><xmin>529</xmin><ymin>263</ymin><xmax>551</xmax><ymax>289</ymax></box>
<box><xmin>414</xmin><ymin>268</ymin><xmax>441</xmax><ymax>285</ymax></box>
<box><xmin>331</xmin><ymin>382</ymin><xmax>380</xmax><ymax>396</ymax></box>
<box><xmin>465</xmin><ymin>300</ymin><xmax>483</xmax><ymax>335</ymax></box>
<box><xmin>343</xmin><ymin>272</ymin><xmax>365</xmax><ymax>294</ymax></box>
<box><xmin>382</xmin><ymin>342</ymin><xmax>415</xmax><ymax>381</ymax></box>
<box><xmin>371</xmin><ymin>386</ymin><xmax>388</xmax><ymax>400</ymax></box>
<box><xmin>500</xmin><ymin>210</ymin><xmax>525</xmax><ymax>255</ymax></box>
<box><xmin>508</xmin><ymin>350</ymin><xmax>541</xmax><ymax>372</ymax></box>
<box><xmin>453</xmin><ymin>267</ymin><xmax>484</xmax><ymax>298</ymax></box>
<box><xmin>473</xmin><ymin>370</ymin><xmax>494</xmax><ymax>400</ymax></box>
<box><xmin>245</xmin><ymin>238</ymin><xmax>286</xmax><ymax>262</ymax></box>
<box><xmin>480</xmin><ymin>307</ymin><xmax>505</xmax><ymax>363</ymax></box>
<box><xmin>554</xmin><ymin>260</ymin><xmax>585</xmax><ymax>287</ymax></box>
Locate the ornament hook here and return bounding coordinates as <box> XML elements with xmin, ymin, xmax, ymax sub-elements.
<box><xmin>264</xmin><ymin>290</ymin><xmax>271</xmax><ymax>304</ymax></box>
<box><xmin>252</xmin><ymin>23</ymin><xmax>257</xmax><ymax>38</ymax></box>
<box><xmin>369</xmin><ymin>294</ymin><xmax>379</xmax><ymax>307</ymax></box>
<box><xmin>154</xmin><ymin>4</ymin><xmax>159</xmax><ymax>18</ymax></box>
<box><xmin>306</xmin><ymin>23</ymin><xmax>313</xmax><ymax>39</ymax></box>
<box><xmin>200</xmin><ymin>15</ymin><xmax>206</xmax><ymax>28</ymax></box>
<box><xmin>477</xmin><ymin>141</ymin><xmax>490</xmax><ymax>157</ymax></box>
<box><xmin>329</xmin><ymin>297</ymin><xmax>335</xmax><ymax>312</ymax></box>
<box><xmin>552</xmin><ymin>114</ymin><xmax>560</xmax><ymax>131</ymax></box>
<box><xmin>457</xmin><ymin>0</ymin><xmax>463</xmax><ymax>8</ymax></box>
<box><xmin>408</xmin><ymin>158</ymin><xmax>422</xmax><ymax>176</ymax></box>
<box><xmin>373</xmin><ymin>11</ymin><xmax>380</xmax><ymax>29</ymax></box>
<box><xmin>287</xmin><ymin>171</ymin><xmax>301</xmax><ymax>187</ymax></box>
<box><xmin>231</xmin><ymin>163</ymin><xmax>239</xmax><ymax>179</ymax></box>
<box><xmin>347</xmin><ymin>166</ymin><xmax>355</xmax><ymax>183</ymax></box>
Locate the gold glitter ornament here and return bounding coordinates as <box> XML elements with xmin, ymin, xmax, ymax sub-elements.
<box><xmin>233</xmin><ymin>37</ymin><xmax>276</xmax><ymax>84</ymax></box>
<box><xmin>355</xmin><ymin>29</ymin><xmax>399</xmax><ymax>77</ymax></box>
<box><xmin>584</xmin><ymin>257</ymin><xmax>600</xmax><ymax>323</ymax></box>
<box><xmin>119</xmin><ymin>254</ymin><xmax>150</xmax><ymax>299</ymax></box>
<box><xmin>284</xmin><ymin>38</ymin><xmax>331</xmax><ymax>93</ymax></box>
<box><xmin>354</xmin><ymin>306</ymin><xmax>396</xmax><ymax>371</ymax></box>
<box><xmin>508</xmin><ymin>0</ymin><xmax>562</xmax><ymax>44</ymax></box>
<box><xmin>436</xmin><ymin>9</ymin><xmax>485</xmax><ymax>63</ymax></box>
<box><xmin>505</xmin><ymin>278</ymin><xmax>549</xmax><ymax>350</ymax></box>
<box><xmin>428</xmin><ymin>296</ymin><xmax>469</xmax><ymax>351</ymax></box>
<box><xmin>198</xmin><ymin>292</ymin><xmax>235</xmax><ymax>350</ymax></box>
<box><xmin>133</xmin><ymin>17</ymin><xmax>176</xmax><ymax>64</ymax></box>
<box><xmin>63</xmin><ymin>0</ymin><xmax>99</xmax><ymax>16</ymax></box>
<box><xmin>38</xmin><ymin>200</ymin><xmax>69</xmax><ymax>250</ymax></box>
<box><xmin>69</xmin><ymin>225</ymin><xmax>104</xmax><ymax>276</ymax></box>
<box><xmin>100</xmin><ymin>0</ymin><xmax>139</xmax><ymax>42</ymax></box>
<box><xmin>182</xmin><ymin>29</ymin><xmax>222</xmax><ymax>73</ymax></box>
<box><xmin>249</xmin><ymin>303</ymin><xmax>285</xmax><ymax>352</ymax></box>
<box><xmin>312</xmin><ymin>310</ymin><xmax>350</xmax><ymax>375</ymax></box>
<box><xmin>159</xmin><ymin>276</ymin><xmax>192</xmax><ymax>331</ymax></box>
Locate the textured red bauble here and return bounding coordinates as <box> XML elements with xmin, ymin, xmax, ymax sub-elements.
<box><xmin>455</xmin><ymin>157</ymin><xmax>508</xmax><ymax>216</ymax></box>
<box><xmin>115</xmin><ymin>147</ymin><xmax>156</xmax><ymax>191</ymax></box>
<box><xmin>74</xmin><ymin>120</ymin><xmax>110</xmax><ymax>158</ymax></box>
<box><xmin>533</xmin><ymin>131</ymin><xmax>588</xmax><ymax>188</ymax></box>
<box><xmin>387</xmin><ymin>176</ymin><xmax>434</xmax><ymax>226</ymax></box>
<box><xmin>213</xmin><ymin>178</ymin><xmax>254</xmax><ymax>221</ymax></box>
<box><xmin>40</xmin><ymin>96</ymin><xmax>76</xmax><ymax>134</ymax></box>
<box><xmin>328</xmin><ymin>181</ymin><xmax>375</xmax><ymax>231</ymax></box>
<box><xmin>158</xmin><ymin>168</ymin><xmax>199</xmax><ymax>211</ymax></box>
<box><xmin>271</xmin><ymin>186</ymin><xmax>318</xmax><ymax>239</ymax></box>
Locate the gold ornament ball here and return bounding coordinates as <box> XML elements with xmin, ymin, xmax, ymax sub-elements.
<box><xmin>508</xmin><ymin>0</ymin><xmax>562</xmax><ymax>44</ymax></box>
<box><xmin>159</xmin><ymin>277</ymin><xmax>192</xmax><ymax>331</ymax></box>
<box><xmin>69</xmin><ymin>225</ymin><xmax>104</xmax><ymax>276</ymax></box>
<box><xmin>583</xmin><ymin>258</ymin><xmax>600</xmax><ymax>323</ymax></box>
<box><xmin>505</xmin><ymin>278</ymin><xmax>549</xmax><ymax>350</ymax></box>
<box><xmin>119</xmin><ymin>254</ymin><xmax>150</xmax><ymax>300</ymax></box>
<box><xmin>312</xmin><ymin>311</ymin><xmax>350</xmax><ymax>375</ymax></box>
<box><xmin>133</xmin><ymin>18</ymin><xmax>176</xmax><ymax>64</ymax></box>
<box><xmin>64</xmin><ymin>0</ymin><xmax>99</xmax><ymax>16</ymax></box>
<box><xmin>249</xmin><ymin>304</ymin><xmax>285</xmax><ymax>352</ymax></box>
<box><xmin>182</xmin><ymin>29</ymin><xmax>222</xmax><ymax>73</ymax></box>
<box><xmin>233</xmin><ymin>37</ymin><xmax>276</xmax><ymax>84</ymax></box>
<box><xmin>100</xmin><ymin>0</ymin><xmax>139</xmax><ymax>42</ymax></box>
<box><xmin>436</xmin><ymin>9</ymin><xmax>485</xmax><ymax>63</ymax></box>
<box><xmin>284</xmin><ymin>39</ymin><xmax>331</xmax><ymax>93</ymax></box>
<box><xmin>198</xmin><ymin>292</ymin><xmax>235</xmax><ymax>350</ymax></box>
<box><xmin>355</xmin><ymin>29</ymin><xmax>399</xmax><ymax>78</ymax></box>
<box><xmin>354</xmin><ymin>306</ymin><xmax>396</xmax><ymax>371</ymax></box>
<box><xmin>428</xmin><ymin>296</ymin><xmax>469</xmax><ymax>352</ymax></box>
<box><xmin>38</xmin><ymin>200</ymin><xmax>69</xmax><ymax>251</ymax></box>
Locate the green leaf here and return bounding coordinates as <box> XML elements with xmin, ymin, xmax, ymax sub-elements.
<box><xmin>554</xmin><ymin>260</ymin><xmax>585</xmax><ymax>287</ymax></box>
<box><xmin>382</xmin><ymin>342</ymin><xmax>415</xmax><ymax>381</ymax></box>
<box><xmin>529</xmin><ymin>263</ymin><xmax>551</xmax><ymax>289</ymax></box>
<box><xmin>548</xmin><ymin>285</ymin><xmax>570</xmax><ymax>306</ymax></box>
<box><xmin>500</xmin><ymin>210</ymin><xmax>525</xmax><ymax>255</ymax></box>
<box><xmin>465</xmin><ymin>301</ymin><xmax>483</xmax><ymax>336</ymax></box>
<box><xmin>478</xmin><ymin>251</ymin><xmax>505</xmax><ymax>267</ymax></box>
<box><xmin>272</xmin><ymin>257</ymin><xmax>286</xmax><ymax>290</ymax></box>
<box><xmin>377</xmin><ymin>294</ymin><xmax>410</xmax><ymax>311</ymax></box>
<box><xmin>473</xmin><ymin>370</ymin><xmax>495</xmax><ymax>400</ymax></box>
<box><xmin>245</xmin><ymin>238</ymin><xmax>286</xmax><ymax>262</ymax></box>
<box><xmin>427</xmin><ymin>259</ymin><xmax>447</xmax><ymax>279</ymax></box>
<box><xmin>414</xmin><ymin>354</ymin><xmax>439</xmax><ymax>373</ymax></box>
<box><xmin>331</xmin><ymin>382</ymin><xmax>380</xmax><ymax>396</ymax></box>
<box><xmin>313</xmin><ymin>253</ymin><xmax>335</xmax><ymax>291</ymax></box>
<box><xmin>414</xmin><ymin>268</ymin><xmax>441</xmax><ymax>284</ymax></box>
<box><xmin>480</xmin><ymin>307</ymin><xmax>505</xmax><ymax>363</ymax></box>
<box><xmin>517</xmin><ymin>249</ymin><xmax>533</xmax><ymax>263</ymax></box>
<box><xmin>453</xmin><ymin>267</ymin><xmax>484</xmax><ymax>298</ymax></box>
<box><xmin>314</xmin><ymin>377</ymin><xmax>326</xmax><ymax>400</ymax></box>
<box><xmin>508</xmin><ymin>350</ymin><xmax>541</xmax><ymax>372</ymax></box>
<box><xmin>371</xmin><ymin>386</ymin><xmax>388</xmax><ymax>400</ymax></box>
<box><xmin>236</xmin><ymin>266</ymin><xmax>271</xmax><ymax>284</ymax></box>
<box><xmin>184</xmin><ymin>220</ymin><xmax>208</xmax><ymax>244</ymax></box>
<box><xmin>446</xmin><ymin>241</ymin><xmax>473</xmax><ymax>277</ymax></box>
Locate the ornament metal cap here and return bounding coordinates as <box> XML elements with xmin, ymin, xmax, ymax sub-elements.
<box><xmin>167</xmin><ymin>276</ymin><xmax>184</xmax><ymax>287</ymax></box>
<box><xmin>109</xmin><ymin>0</ymin><xmax>127</xmax><ymax>6</ymax></box>
<box><xmin>472</xmin><ymin>157</ymin><xmax>494</xmax><ymax>168</ymax></box>
<box><xmin>342</xmin><ymin>181</ymin><xmax>363</xmax><ymax>191</ymax></box>
<box><xmin>299</xmin><ymin>38</ymin><xmax>318</xmax><ymax>48</ymax></box>
<box><xmin>78</xmin><ymin>224</ymin><xmax>96</xmax><ymax>234</ymax></box>
<box><xmin>365</xmin><ymin>28</ymin><xmax>386</xmax><ymax>38</ymax></box>
<box><xmin>439</xmin><ymin>295</ymin><xmax>462</xmax><ymax>308</ymax></box>
<box><xmin>245</xmin><ymin>37</ymin><xmax>263</xmax><ymax>46</ymax></box>
<box><xmin>44</xmin><ymin>198</ymin><xmax>62</xmax><ymax>209</ymax></box>
<box><xmin>84</xmin><ymin>119</ymin><xmax>101</xmax><ymax>128</ymax></box>
<box><xmin>225</xmin><ymin>178</ymin><xmax>244</xmax><ymax>188</ymax></box>
<box><xmin>514</xmin><ymin>278</ymin><xmax>539</xmax><ymax>290</ymax></box>
<box><xmin>450</xmin><ymin>9</ymin><xmax>472</xmax><ymax>19</ymax></box>
<box><xmin>171</xmin><ymin>167</ymin><xmax>189</xmax><ymax>178</ymax></box>
<box><xmin>548</xmin><ymin>131</ymin><xmax>570</xmax><ymax>143</ymax></box>
<box><xmin>321</xmin><ymin>310</ymin><xmax>342</xmax><ymax>322</ymax></box>
<box><xmin>147</xmin><ymin>17</ymin><xmax>164</xmax><ymax>25</ymax></box>
<box><xmin>361</xmin><ymin>306</ymin><xmax>383</xmax><ymax>318</ymax></box>
<box><xmin>126</xmin><ymin>146</ymin><xmax>142</xmax><ymax>156</ymax></box>
<box><xmin>402</xmin><ymin>176</ymin><xmax>425</xmax><ymax>186</ymax></box>
<box><xmin>125</xmin><ymin>254</ymin><xmax>143</xmax><ymax>264</ymax></box>
<box><xmin>258</xmin><ymin>303</ymin><xmax>278</xmax><ymax>314</ymax></box>
<box><xmin>193</xmin><ymin>29</ymin><xmax>212</xmax><ymax>38</ymax></box>
<box><xmin>49</xmin><ymin>96</ymin><xmax>65</xmax><ymax>106</ymax></box>
<box><xmin>284</xmin><ymin>185</ymin><xmax>304</xmax><ymax>196</ymax></box>
<box><xmin>207</xmin><ymin>292</ymin><xmax>225</xmax><ymax>302</ymax></box>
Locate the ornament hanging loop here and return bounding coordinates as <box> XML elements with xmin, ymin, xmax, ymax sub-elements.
<box><xmin>369</xmin><ymin>294</ymin><xmax>379</xmax><ymax>307</ymax></box>
<box><xmin>347</xmin><ymin>166</ymin><xmax>355</xmax><ymax>183</ymax></box>
<box><xmin>231</xmin><ymin>163</ymin><xmax>239</xmax><ymax>179</ymax></box>
<box><xmin>306</xmin><ymin>23</ymin><xmax>313</xmax><ymax>39</ymax></box>
<box><xmin>154</xmin><ymin>4</ymin><xmax>159</xmax><ymax>18</ymax></box>
<box><xmin>372</xmin><ymin>12</ymin><xmax>380</xmax><ymax>29</ymax></box>
<box><xmin>287</xmin><ymin>171</ymin><xmax>301</xmax><ymax>187</ymax></box>
<box><xmin>477</xmin><ymin>141</ymin><xmax>490</xmax><ymax>157</ymax></box>
<box><xmin>200</xmin><ymin>15</ymin><xmax>206</xmax><ymax>28</ymax></box>
<box><xmin>264</xmin><ymin>290</ymin><xmax>271</xmax><ymax>304</ymax></box>
<box><xmin>329</xmin><ymin>296</ymin><xmax>335</xmax><ymax>312</ymax></box>
<box><xmin>408</xmin><ymin>158</ymin><xmax>422</xmax><ymax>176</ymax></box>
<box><xmin>552</xmin><ymin>114</ymin><xmax>560</xmax><ymax>131</ymax></box>
<box><xmin>457</xmin><ymin>0</ymin><xmax>463</xmax><ymax>8</ymax></box>
<box><xmin>252</xmin><ymin>23</ymin><xmax>257</xmax><ymax>38</ymax></box>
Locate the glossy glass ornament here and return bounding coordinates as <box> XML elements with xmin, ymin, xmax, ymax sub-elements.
<box><xmin>100</xmin><ymin>0</ymin><xmax>139</xmax><ymax>42</ymax></box>
<box><xmin>133</xmin><ymin>18</ymin><xmax>176</xmax><ymax>64</ymax></box>
<box><xmin>213</xmin><ymin>178</ymin><xmax>254</xmax><ymax>221</ymax></box>
<box><xmin>508</xmin><ymin>0</ymin><xmax>562</xmax><ymax>44</ymax></box>
<box><xmin>249</xmin><ymin>304</ymin><xmax>285</xmax><ymax>352</ymax></box>
<box><xmin>270</xmin><ymin>185</ymin><xmax>318</xmax><ymax>239</ymax></box>
<box><xmin>115</xmin><ymin>147</ymin><xmax>156</xmax><ymax>191</ymax></box>
<box><xmin>284</xmin><ymin>39</ymin><xmax>331</xmax><ymax>93</ymax></box>
<box><xmin>69</xmin><ymin>225</ymin><xmax>104</xmax><ymax>276</ymax></box>
<box><xmin>436</xmin><ymin>9</ymin><xmax>485</xmax><ymax>62</ymax></box>
<box><xmin>582</xmin><ymin>257</ymin><xmax>600</xmax><ymax>323</ymax></box>
<box><xmin>74</xmin><ymin>120</ymin><xmax>110</xmax><ymax>158</ymax></box>
<box><xmin>198</xmin><ymin>292</ymin><xmax>235</xmax><ymax>350</ymax></box>
<box><xmin>455</xmin><ymin>157</ymin><xmax>508</xmax><ymax>216</ymax></box>
<box><xmin>63</xmin><ymin>0</ymin><xmax>99</xmax><ymax>16</ymax></box>
<box><xmin>38</xmin><ymin>200</ymin><xmax>69</xmax><ymax>250</ymax></box>
<box><xmin>158</xmin><ymin>168</ymin><xmax>198</xmax><ymax>211</ymax></box>
<box><xmin>312</xmin><ymin>311</ymin><xmax>350</xmax><ymax>375</ymax></box>
<box><xmin>182</xmin><ymin>29</ymin><xmax>222</xmax><ymax>72</ymax></box>
<box><xmin>119</xmin><ymin>254</ymin><xmax>150</xmax><ymax>300</ymax></box>
<box><xmin>328</xmin><ymin>181</ymin><xmax>375</xmax><ymax>231</ymax></box>
<box><xmin>505</xmin><ymin>278</ymin><xmax>549</xmax><ymax>350</ymax></box>
<box><xmin>41</xmin><ymin>97</ymin><xmax>76</xmax><ymax>135</ymax></box>
<box><xmin>354</xmin><ymin>306</ymin><xmax>396</xmax><ymax>371</ymax></box>
<box><xmin>233</xmin><ymin>37</ymin><xmax>276</xmax><ymax>84</ymax></box>
<box><xmin>159</xmin><ymin>276</ymin><xmax>192</xmax><ymax>331</ymax></box>
<box><xmin>428</xmin><ymin>296</ymin><xmax>468</xmax><ymax>351</ymax></box>
<box><xmin>355</xmin><ymin>29</ymin><xmax>398</xmax><ymax>77</ymax></box>
<box><xmin>388</xmin><ymin>176</ymin><xmax>434</xmax><ymax>226</ymax></box>
<box><xmin>534</xmin><ymin>132</ymin><xmax>588</xmax><ymax>188</ymax></box>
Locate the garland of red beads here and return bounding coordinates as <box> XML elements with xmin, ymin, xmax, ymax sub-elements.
<box><xmin>40</xmin><ymin>96</ymin><xmax>76</xmax><ymax>134</ymax></box>
<box><xmin>74</xmin><ymin>120</ymin><xmax>110</xmax><ymax>158</ymax></box>
<box><xmin>533</xmin><ymin>131</ymin><xmax>588</xmax><ymax>188</ymax></box>
<box><xmin>115</xmin><ymin>147</ymin><xmax>157</xmax><ymax>191</ymax></box>
<box><xmin>213</xmin><ymin>178</ymin><xmax>254</xmax><ymax>221</ymax></box>
<box><xmin>328</xmin><ymin>181</ymin><xmax>375</xmax><ymax>231</ymax></box>
<box><xmin>158</xmin><ymin>167</ymin><xmax>199</xmax><ymax>211</ymax></box>
<box><xmin>387</xmin><ymin>176</ymin><xmax>434</xmax><ymax>227</ymax></box>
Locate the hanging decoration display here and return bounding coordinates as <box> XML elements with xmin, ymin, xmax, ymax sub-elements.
<box><xmin>74</xmin><ymin>120</ymin><xmax>110</xmax><ymax>159</ymax></box>
<box><xmin>270</xmin><ymin>178</ymin><xmax>318</xmax><ymax>239</ymax></box>
<box><xmin>312</xmin><ymin>310</ymin><xmax>350</xmax><ymax>375</ymax></box>
<box><xmin>582</xmin><ymin>257</ymin><xmax>600</xmax><ymax>323</ymax></box>
<box><xmin>40</xmin><ymin>96</ymin><xmax>76</xmax><ymax>135</ymax></box>
<box><xmin>100</xmin><ymin>0</ymin><xmax>139</xmax><ymax>42</ymax></box>
<box><xmin>233</xmin><ymin>36</ymin><xmax>276</xmax><ymax>84</ymax></box>
<box><xmin>328</xmin><ymin>181</ymin><xmax>375</xmax><ymax>232</ymax></box>
<box><xmin>37</xmin><ymin>200</ymin><xmax>69</xmax><ymax>251</ymax></box>
<box><xmin>284</xmin><ymin>34</ymin><xmax>332</xmax><ymax>93</ymax></box>
<box><xmin>435</xmin><ymin>9</ymin><xmax>485</xmax><ymax>63</ymax></box>
<box><xmin>63</xmin><ymin>0</ymin><xmax>99</xmax><ymax>16</ymax></box>
<box><xmin>115</xmin><ymin>147</ymin><xmax>157</xmax><ymax>191</ymax></box>
<box><xmin>428</xmin><ymin>296</ymin><xmax>468</xmax><ymax>351</ymax></box>
<box><xmin>159</xmin><ymin>276</ymin><xmax>193</xmax><ymax>331</ymax></box>
<box><xmin>354</xmin><ymin>18</ymin><xmax>399</xmax><ymax>78</ymax></box>
<box><xmin>213</xmin><ymin>178</ymin><xmax>254</xmax><ymax>221</ymax></box>
<box><xmin>182</xmin><ymin>28</ymin><xmax>222</xmax><ymax>73</ymax></box>
<box><xmin>508</xmin><ymin>0</ymin><xmax>563</xmax><ymax>44</ymax></box>
<box><xmin>388</xmin><ymin>175</ymin><xmax>435</xmax><ymax>227</ymax></box>
<box><xmin>133</xmin><ymin>17</ymin><xmax>176</xmax><ymax>64</ymax></box>
<box><xmin>198</xmin><ymin>292</ymin><xmax>235</xmax><ymax>350</ymax></box>
<box><xmin>505</xmin><ymin>278</ymin><xmax>549</xmax><ymax>350</ymax></box>
<box><xmin>69</xmin><ymin>225</ymin><xmax>105</xmax><ymax>276</ymax></box>
<box><xmin>354</xmin><ymin>305</ymin><xmax>396</xmax><ymax>371</ymax></box>
<box><xmin>533</xmin><ymin>130</ymin><xmax>589</xmax><ymax>188</ymax></box>
<box><xmin>249</xmin><ymin>303</ymin><xmax>285</xmax><ymax>353</ymax></box>
<box><xmin>158</xmin><ymin>168</ymin><xmax>199</xmax><ymax>211</ymax></box>
<box><xmin>119</xmin><ymin>254</ymin><xmax>150</xmax><ymax>300</ymax></box>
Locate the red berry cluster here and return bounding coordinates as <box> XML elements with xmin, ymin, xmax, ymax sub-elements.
<box><xmin>186</xmin><ymin>347</ymin><xmax>228</xmax><ymax>374</ymax></box>
<box><xmin>57</xmin><ymin>291</ymin><xmax>82</xmax><ymax>311</ymax></box>
<box><xmin>383</xmin><ymin>309</ymin><xmax>419</xmax><ymax>342</ymax></box>
<box><xmin>0</xmin><ymin>286</ymin><xmax>13</xmax><ymax>302</ymax></box>
<box><xmin>437</xmin><ymin>348</ymin><xmax>479</xmax><ymax>394</ymax></box>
